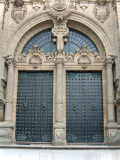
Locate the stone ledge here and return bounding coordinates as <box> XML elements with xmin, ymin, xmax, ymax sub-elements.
<box><xmin>0</xmin><ymin>122</ymin><xmax>14</xmax><ymax>128</ymax></box>
<box><xmin>0</xmin><ymin>145</ymin><xmax>120</xmax><ymax>150</ymax></box>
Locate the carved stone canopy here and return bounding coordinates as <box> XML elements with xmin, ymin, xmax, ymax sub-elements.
<box><xmin>18</xmin><ymin>45</ymin><xmax>46</xmax><ymax>68</ymax></box>
<box><xmin>73</xmin><ymin>45</ymin><xmax>103</xmax><ymax>68</ymax></box>
<box><xmin>18</xmin><ymin>45</ymin><xmax>103</xmax><ymax>67</ymax></box>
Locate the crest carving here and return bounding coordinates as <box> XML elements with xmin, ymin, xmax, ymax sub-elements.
<box><xmin>11</xmin><ymin>0</ymin><xmax>27</xmax><ymax>24</ymax></box>
<box><xmin>48</xmin><ymin>1</ymin><xmax>71</xmax><ymax>23</ymax></box>
<box><xmin>93</xmin><ymin>1</ymin><xmax>110</xmax><ymax>23</ymax></box>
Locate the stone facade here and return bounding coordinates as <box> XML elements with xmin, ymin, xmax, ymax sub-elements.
<box><xmin>0</xmin><ymin>0</ymin><xmax>120</xmax><ymax>146</ymax></box>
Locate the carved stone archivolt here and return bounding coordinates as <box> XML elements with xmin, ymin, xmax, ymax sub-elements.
<box><xmin>93</xmin><ymin>1</ymin><xmax>110</xmax><ymax>23</ymax></box>
<box><xmin>11</xmin><ymin>0</ymin><xmax>27</xmax><ymax>24</ymax></box>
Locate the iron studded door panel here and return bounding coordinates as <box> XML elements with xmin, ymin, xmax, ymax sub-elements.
<box><xmin>66</xmin><ymin>72</ymin><xmax>104</xmax><ymax>143</ymax></box>
<box><xmin>16</xmin><ymin>71</ymin><xmax>53</xmax><ymax>142</ymax></box>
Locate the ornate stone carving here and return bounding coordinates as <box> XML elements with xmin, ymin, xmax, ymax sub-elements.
<box><xmin>93</xmin><ymin>1</ymin><xmax>110</xmax><ymax>23</ymax></box>
<box><xmin>48</xmin><ymin>2</ymin><xmax>71</xmax><ymax>23</ymax></box>
<box><xmin>32</xmin><ymin>1</ymin><xmax>40</xmax><ymax>10</ymax></box>
<box><xmin>65</xmin><ymin>53</ymin><xmax>74</xmax><ymax>62</ymax></box>
<box><xmin>5</xmin><ymin>57</ymin><xmax>16</xmax><ymax>69</ymax></box>
<box><xmin>107</xmin><ymin>129</ymin><xmax>120</xmax><ymax>145</ymax></box>
<box><xmin>94</xmin><ymin>53</ymin><xmax>103</xmax><ymax>61</ymax></box>
<box><xmin>43</xmin><ymin>0</ymin><xmax>52</xmax><ymax>10</ymax></box>
<box><xmin>106</xmin><ymin>58</ymin><xmax>114</xmax><ymax>70</ymax></box>
<box><xmin>46</xmin><ymin>53</ymin><xmax>55</xmax><ymax>62</ymax></box>
<box><xmin>55</xmin><ymin>129</ymin><xmax>63</xmax><ymax>141</ymax></box>
<box><xmin>74</xmin><ymin>45</ymin><xmax>93</xmax><ymax>68</ymax></box>
<box><xmin>18</xmin><ymin>45</ymin><xmax>46</xmax><ymax>68</ymax></box>
<box><xmin>52</xmin><ymin>24</ymin><xmax>69</xmax><ymax>42</ymax></box>
<box><xmin>11</xmin><ymin>0</ymin><xmax>27</xmax><ymax>24</ymax></box>
<box><xmin>48</xmin><ymin>1</ymin><xmax>71</xmax><ymax>53</ymax></box>
<box><xmin>31</xmin><ymin>0</ymin><xmax>45</xmax><ymax>10</ymax></box>
<box><xmin>69</xmin><ymin>0</ymin><xmax>77</xmax><ymax>10</ymax></box>
<box><xmin>79</xmin><ymin>0</ymin><xmax>89</xmax><ymax>10</ymax></box>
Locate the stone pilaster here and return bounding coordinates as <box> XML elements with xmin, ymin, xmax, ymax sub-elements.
<box><xmin>105</xmin><ymin>58</ymin><xmax>120</xmax><ymax>145</ymax></box>
<box><xmin>0</xmin><ymin>0</ymin><xmax>6</xmax><ymax>122</ymax></box>
<box><xmin>53</xmin><ymin>57</ymin><xmax>66</xmax><ymax>145</ymax></box>
<box><xmin>5</xmin><ymin>58</ymin><xmax>15</xmax><ymax>121</ymax></box>
<box><xmin>0</xmin><ymin>57</ymin><xmax>15</xmax><ymax>144</ymax></box>
<box><xmin>106</xmin><ymin>58</ymin><xmax>115</xmax><ymax>123</ymax></box>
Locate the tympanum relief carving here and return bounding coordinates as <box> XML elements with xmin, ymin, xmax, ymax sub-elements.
<box><xmin>18</xmin><ymin>45</ymin><xmax>103</xmax><ymax>68</ymax></box>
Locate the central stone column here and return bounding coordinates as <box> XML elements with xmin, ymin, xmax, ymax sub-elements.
<box><xmin>53</xmin><ymin>56</ymin><xmax>66</xmax><ymax>145</ymax></box>
<box><xmin>48</xmin><ymin>0</ymin><xmax>71</xmax><ymax>145</ymax></box>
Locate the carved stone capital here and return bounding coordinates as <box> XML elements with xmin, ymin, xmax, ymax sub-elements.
<box><xmin>106</xmin><ymin>58</ymin><xmax>114</xmax><ymax>70</ymax></box>
<box><xmin>55</xmin><ymin>58</ymin><xmax>64</xmax><ymax>69</ymax></box>
<box><xmin>6</xmin><ymin>58</ymin><xmax>16</xmax><ymax>70</ymax></box>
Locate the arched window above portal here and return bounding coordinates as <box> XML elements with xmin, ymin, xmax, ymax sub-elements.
<box><xmin>64</xmin><ymin>29</ymin><xmax>98</xmax><ymax>54</ymax></box>
<box><xmin>22</xmin><ymin>28</ymin><xmax>99</xmax><ymax>54</ymax></box>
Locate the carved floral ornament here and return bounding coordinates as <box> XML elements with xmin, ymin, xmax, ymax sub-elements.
<box><xmin>18</xmin><ymin>45</ymin><xmax>103</xmax><ymax>68</ymax></box>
